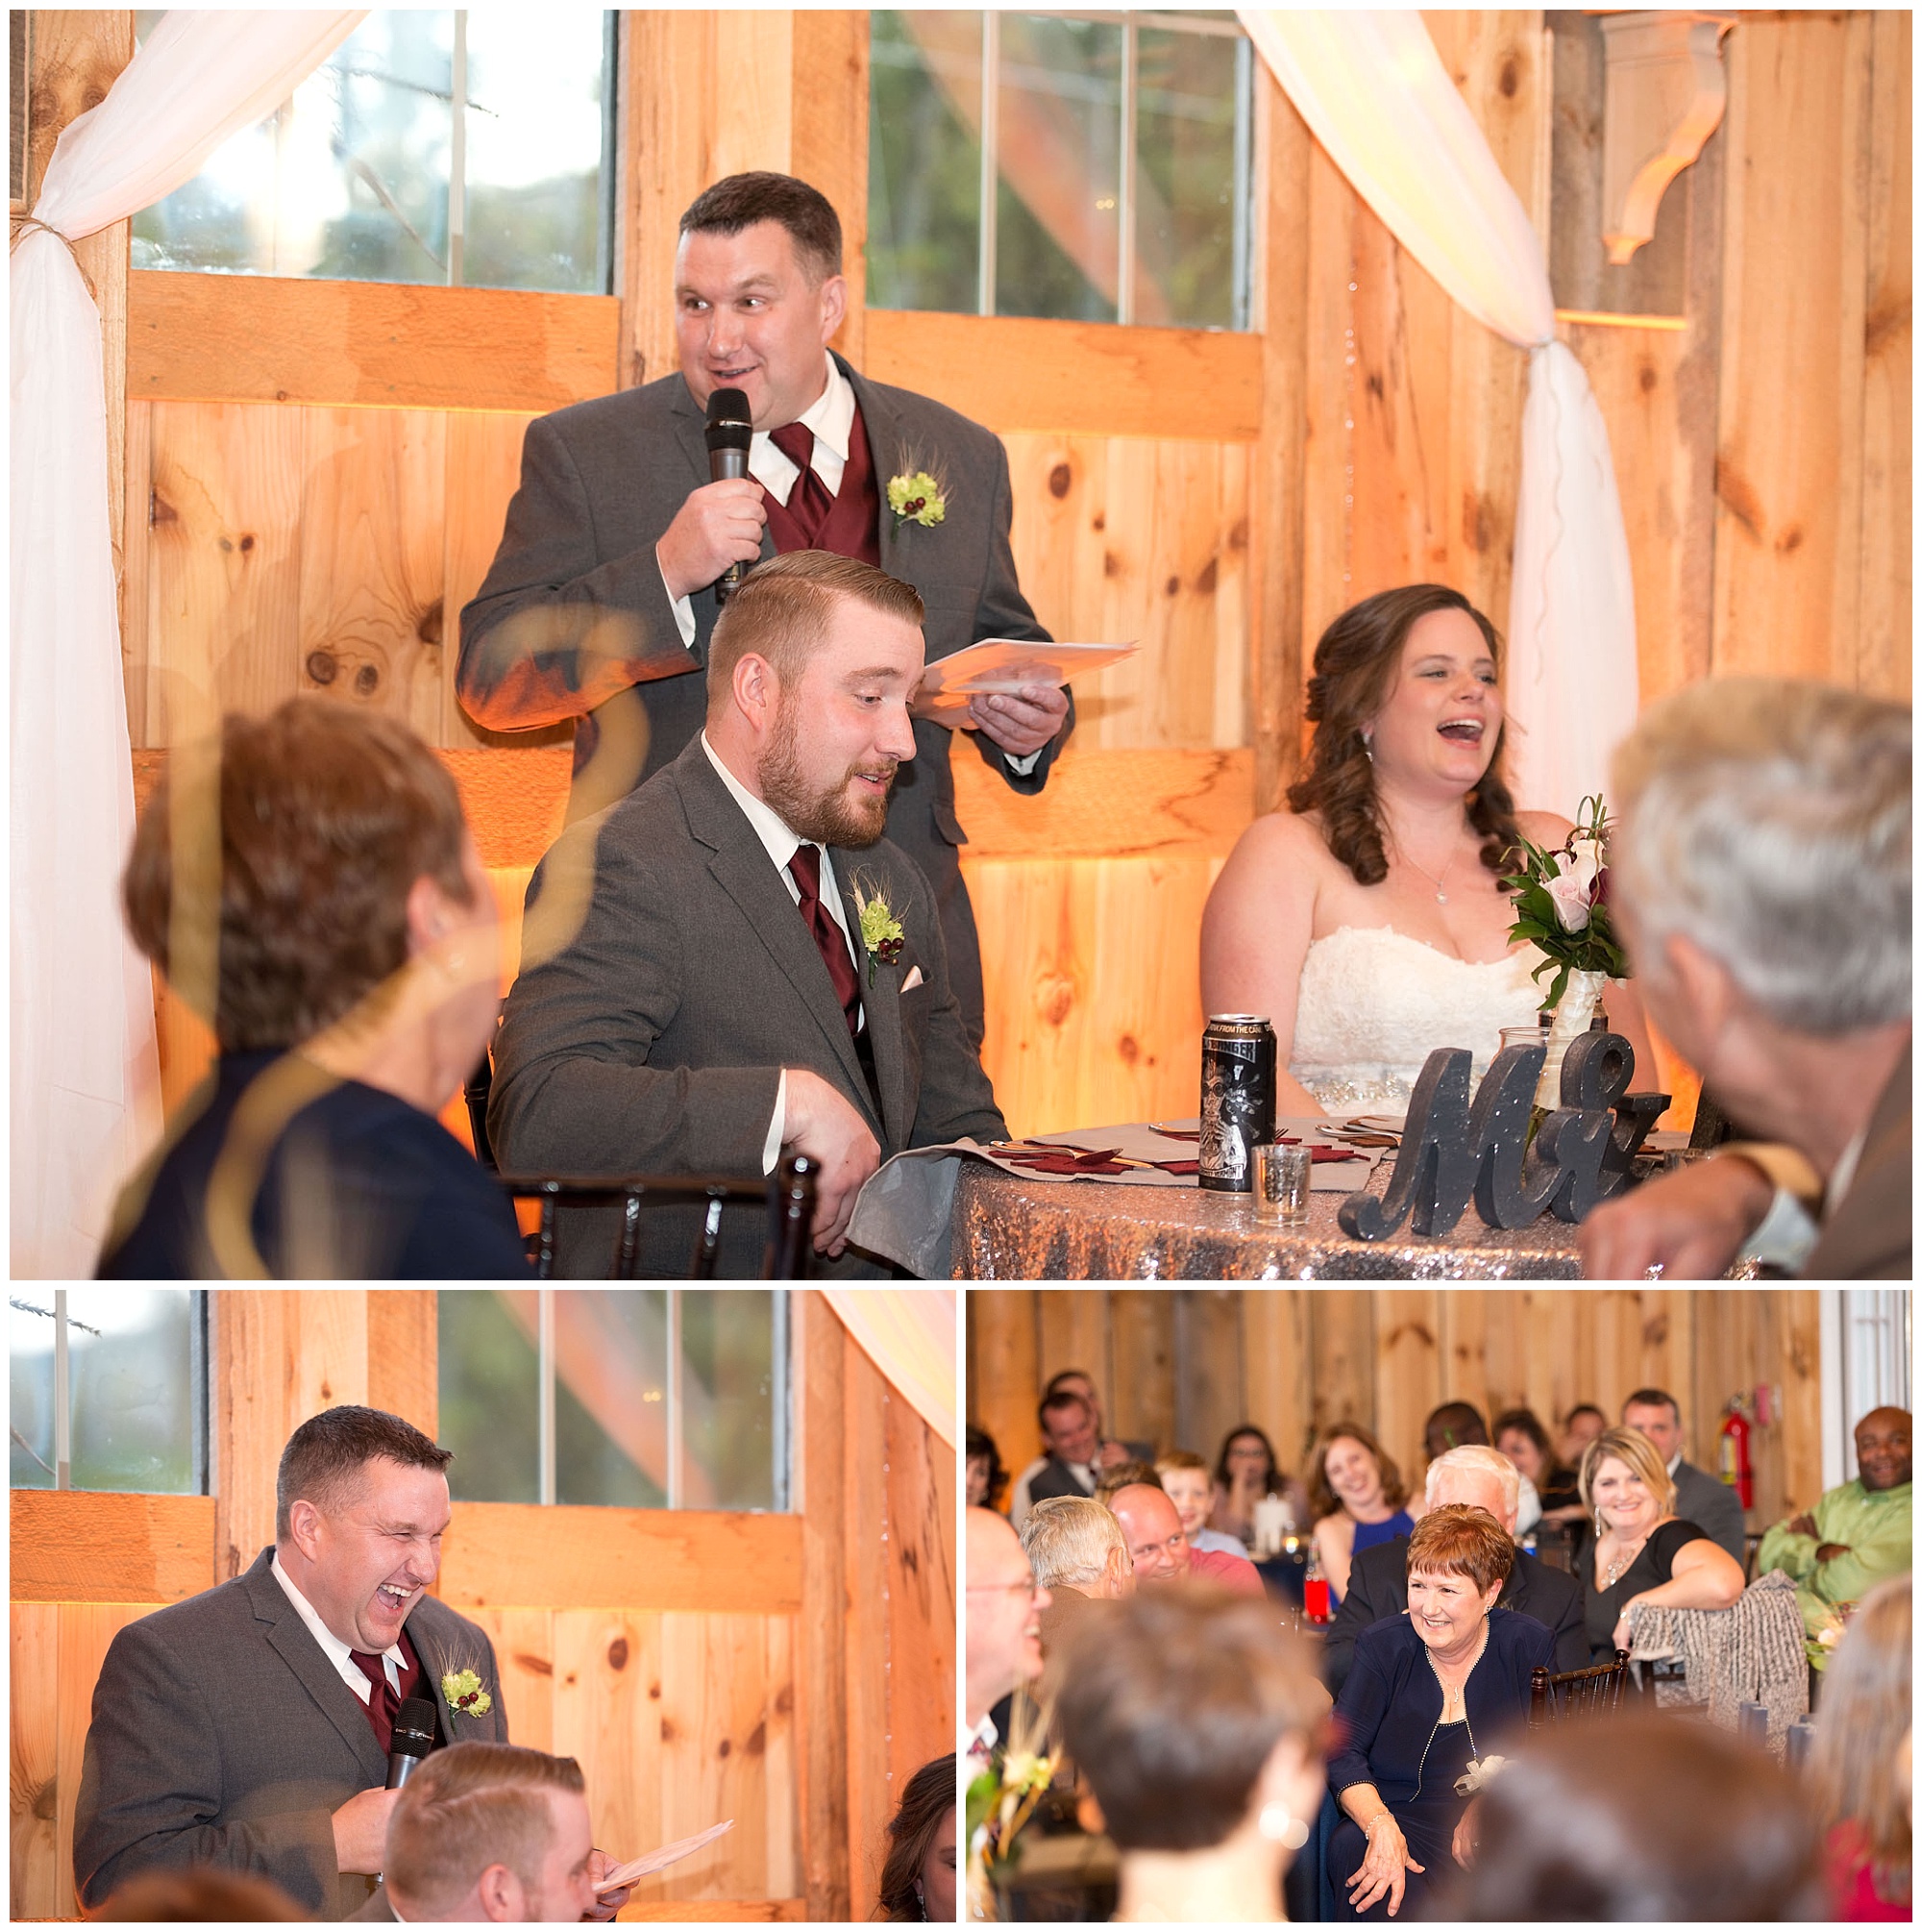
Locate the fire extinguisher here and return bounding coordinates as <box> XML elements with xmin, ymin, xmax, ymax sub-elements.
<box><xmin>1719</xmin><ymin>1395</ymin><xmax>1754</xmax><ymax>1511</ymax></box>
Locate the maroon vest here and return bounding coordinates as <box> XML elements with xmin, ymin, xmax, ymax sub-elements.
<box><xmin>762</xmin><ymin>399</ymin><xmax>883</xmax><ymax>564</ymax></box>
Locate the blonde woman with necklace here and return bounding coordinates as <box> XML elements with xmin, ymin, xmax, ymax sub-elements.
<box><xmin>1327</xmin><ymin>1506</ymin><xmax>1553</xmax><ymax>1920</ymax></box>
<box><xmin>1577</xmin><ymin>1424</ymin><xmax>1743</xmax><ymax>1665</ymax></box>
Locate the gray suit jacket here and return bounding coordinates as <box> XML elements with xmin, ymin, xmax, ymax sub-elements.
<box><xmin>457</xmin><ymin>353</ymin><xmax>1067</xmax><ymax>1041</ymax></box>
<box><xmin>488</xmin><ymin>736</ymin><xmax>1008</xmax><ymax>1276</ymax></box>
<box><xmin>1672</xmin><ymin>1457</ymin><xmax>1747</xmax><ymax>1564</ymax></box>
<box><xmin>1805</xmin><ymin>1040</ymin><xmax>1910</xmax><ymax>1280</ymax></box>
<box><xmin>347</xmin><ymin>1890</ymin><xmax>399</xmax><ymax>1920</ymax></box>
<box><xmin>73</xmin><ymin>1548</ymin><xmax>506</xmax><ymax>1920</ymax></box>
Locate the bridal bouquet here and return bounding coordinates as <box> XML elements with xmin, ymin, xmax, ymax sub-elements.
<box><xmin>1501</xmin><ymin>794</ymin><xmax>1629</xmax><ymax>1012</ymax></box>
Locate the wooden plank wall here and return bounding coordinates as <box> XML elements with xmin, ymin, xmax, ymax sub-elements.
<box><xmin>9</xmin><ymin>1289</ymin><xmax>948</xmax><ymax>1923</ymax></box>
<box><xmin>968</xmin><ymin>1288</ymin><xmax>1824</xmax><ymax>1536</ymax></box>
<box><xmin>108</xmin><ymin>11</ymin><xmax>1909</xmax><ymax>1147</ymax></box>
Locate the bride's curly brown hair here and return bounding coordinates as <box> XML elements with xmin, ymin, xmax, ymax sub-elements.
<box><xmin>1288</xmin><ymin>583</ymin><xmax>1522</xmax><ymax>887</ymax></box>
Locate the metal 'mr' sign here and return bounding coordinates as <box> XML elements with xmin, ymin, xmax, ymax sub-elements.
<box><xmin>1340</xmin><ymin>1033</ymin><xmax>1668</xmax><ymax>1242</ymax></box>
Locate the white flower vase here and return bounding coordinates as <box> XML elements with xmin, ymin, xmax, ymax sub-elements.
<box><xmin>1534</xmin><ymin>969</ymin><xmax>1609</xmax><ymax>1109</ymax></box>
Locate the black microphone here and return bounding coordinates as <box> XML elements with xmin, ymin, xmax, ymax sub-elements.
<box><xmin>386</xmin><ymin>1697</ymin><xmax>438</xmax><ymax>1790</ymax></box>
<box><xmin>704</xmin><ymin>386</ymin><xmax>754</xmax><ymax>605</ymax></box>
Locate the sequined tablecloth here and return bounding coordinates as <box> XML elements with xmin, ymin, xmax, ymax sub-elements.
<box><xmin>949</xmin><ymin>1163</ymin><xmax>1758</xmax><ymax>1280</ymax></box>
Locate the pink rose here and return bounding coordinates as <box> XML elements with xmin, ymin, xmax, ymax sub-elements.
<box><xmin>1543</xmin><ymin>868</ymin><xmax>1593</xmax><ymax>932</ymax></box>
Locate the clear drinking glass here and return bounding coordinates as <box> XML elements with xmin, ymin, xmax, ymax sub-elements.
<box><xmin>1253</xmin><ymin>1143</ymin><xmax>1313</xmax><ymax>1226</ymax></box>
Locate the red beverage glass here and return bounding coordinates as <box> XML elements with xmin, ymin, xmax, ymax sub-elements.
<box><xmin>1304</xmin><ymin>1576</ymin><xmax>1331</xmax><ymax>1624</ymax></box>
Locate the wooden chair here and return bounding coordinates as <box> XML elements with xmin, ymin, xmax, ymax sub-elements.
<box><xmin>1529</xmin><ymin>1649</ymin><xmax>1631</xmax><ymax>1727</ymax></box>
<box><xmin>500</xmin><ymin>1160</ymin><xmax>817</xmax><ymax>1279</ymax></box>
<box><xmin>465</xmin><ymin>1041</ymin><xmax>818</xmax><ymax>1279</ymax></box>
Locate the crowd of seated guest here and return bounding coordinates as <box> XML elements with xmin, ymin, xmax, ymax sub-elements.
<box><xmin>966</xmin><ymin>1392</ymin><xmax>1912</xmax><ymax>1924</ymax></box>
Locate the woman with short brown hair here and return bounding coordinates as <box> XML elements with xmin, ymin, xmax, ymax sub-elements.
<box><xmin>1055</xmin><ymin>1588</ymin><xmax>1328</xmax><ymax>1923</ymax></box>
<box><xmin>99</xmin><ymin>699</ymin><xmax>527</xmax><ymax>1277</ymax></box>
<box><xmin>1327</xmin><ymin>1504</ymin><xmax>1554</xmax><ymax>1920</ymax></box>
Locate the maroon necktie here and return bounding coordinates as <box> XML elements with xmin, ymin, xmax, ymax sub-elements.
<box><xmin>769</xmin><ymin>422</ymin><xmax>836</xmax><ymax>546</ymax></box>
<box><xmin>788</xmin><ymin>844</ymin><xmax>861</xmax><ymax>1038</ymax></box>
<box><xmin>349</xmin><ymin>1649</ymin><xmax>400</xmax><ymax>1754</ymax></box>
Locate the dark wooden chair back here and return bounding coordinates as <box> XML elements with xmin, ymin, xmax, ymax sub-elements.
<box><xmin>1529</xmin><ymin>1648</ymin><xmax>1631</xmax><ymax>1728</ymax></box>
<box><xmin>497</xmin><ymin>1159</ymin><xmax>816</xmax><ymax>1279</ymax></box>
<box><xmin>466</xmin><ymin>1037</ymin><xmax>816</xmax><ymax>1278</ymax></box>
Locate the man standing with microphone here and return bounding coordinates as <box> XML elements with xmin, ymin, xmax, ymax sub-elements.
<box><xmin>457</xmin><ymin>171</ymin><xmax>1071</xmax><ymax>1047</ymax></box>
<box><xmin>73</xmin><ymin>1406</ymin><xmax>632</xmax><ymax>1921</ymax></box>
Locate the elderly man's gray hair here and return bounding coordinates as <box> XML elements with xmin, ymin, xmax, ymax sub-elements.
<box><xmin>1021</xmin><ymin>1495</ymin><xmax>1130</xmax><ymax>1589</ymax></box>
<box><xmin>1612</xmin><ymin>679</ymin><xmax>1910</xmax><ymax>1033</ymax></box>
<box><xmin>1425</xmin><ymin>1444</ymin><xmax>1521</xmax><ymax>1514</ymax></box>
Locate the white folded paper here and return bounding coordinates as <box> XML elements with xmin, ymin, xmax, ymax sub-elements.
<box><xmin>911</xmin><ymin>637</ymin><xmax>1137</xmax><ymax>722</ymax></box>
<box><xmin>593</xmin><ymin>1818</ymin><xmax>735</xmax><ymax>1892</ymax></box>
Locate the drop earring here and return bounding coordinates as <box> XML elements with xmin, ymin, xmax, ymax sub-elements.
<box><xmin>1257</xmin><ymin>1801</ymin><xmax>1310</xmax><ymax>1849</ymax></box>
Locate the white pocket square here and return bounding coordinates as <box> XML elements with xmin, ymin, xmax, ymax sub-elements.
<box><xmin>900</xmin><ymin>965</ymin><xmax>925</xmax><ymax>993</ymax></box>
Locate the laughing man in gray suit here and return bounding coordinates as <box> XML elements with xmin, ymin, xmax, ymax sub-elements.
<box><xmin>488</xmin><ymin>551</ymin><xmax>1008</xmax><ymax>1277</ymax></box>
<box><xmin>457</xmin><ymin>171</ymin><xmax>1070</xmax><ymax>1047</ymax></box>
<box><xmin>73</xmin><ymin>1407</ymin><xmax>632</xmax><ymax>1921</ymax></box>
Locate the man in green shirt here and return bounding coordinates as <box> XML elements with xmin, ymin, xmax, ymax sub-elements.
<box><xmin>1757</xmin><ymin>1406</ymin><xmax>1910</xmax><ymax>1667</ymax></box>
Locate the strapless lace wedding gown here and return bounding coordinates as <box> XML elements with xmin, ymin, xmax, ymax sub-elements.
<box><xmin>1291</xmin><ymin>926</ymin><xmax>1547</xmax><ymax>1113</ymax></box>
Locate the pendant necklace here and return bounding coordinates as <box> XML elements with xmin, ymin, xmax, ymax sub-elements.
<box><xmin>1602</xmin><ymin>1534</ymin><xmax>1649</xmax><ymax>1591</ymax></box>
<box><xmin>1399</xmin><ymin>841</ymin><xmax>1457</xmax><ymax>905</ymax></box>
<box><xmin>1413</xmin><ymin>1622</ymin><xmax>1487</xmax><ymax>1800</ymax></box>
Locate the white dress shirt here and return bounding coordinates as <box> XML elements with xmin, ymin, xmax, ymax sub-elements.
<box><xmin>663</xmin><ymin>360</ymin><xmax>854</xmax><ymax>649</ymax></box>
<box><xmin>271</xmin><ymin>1551</ymin><xmax>406</xmax><ymax>1704</ymax></box>
<box><xmin>700</xmin><ymin>731</ymin><xmax>862</xmax><ymax>1171</ymax></box>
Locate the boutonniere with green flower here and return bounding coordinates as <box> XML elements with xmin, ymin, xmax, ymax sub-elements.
<box><xmin>886</xmin><ymin>469</ymin><xmax>946</xmax><ymax>530</ymax></box>
<box><xmin>853</xmin><ymin>886</ymin><xmax>905</xmax><ymax>987</ymax></box>
<box><xmin>440</xmin><ymin>1666</ymin><xmax>493</xmax><ymax>1722</ymax></box>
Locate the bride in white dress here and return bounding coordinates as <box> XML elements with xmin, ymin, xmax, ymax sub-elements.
<box><xmin>1200</xmin><ymin>584</ymin><xmax>1654</xmax><ymax>1116</ymax></box>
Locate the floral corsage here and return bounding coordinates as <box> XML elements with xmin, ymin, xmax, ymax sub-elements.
<box><xmin>441</xmin><ymin>1666</ymin><xmax>494</xmax><ymax>1721</ymax></box>
<box><xmin>886</xmin><ymin>469</ymin><xmax>946</xmax><ymax>529</ymax></box>
<box><xmin>1454</xmin><ymin>1753</ymin><xmax>1509</xmax><ymax>1796</ymax></box>
<box><xmin>854</xmin><ymin>887</ymin><xmax>905</xmax><ymax>986</ymax></box>
<box><xmin>966</xmin><ymin>1746</ymin><xmax>1057</xmax><ymax>1919</ymax></box>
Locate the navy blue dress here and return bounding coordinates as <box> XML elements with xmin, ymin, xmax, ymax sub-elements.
<box><xmin>1328</xmin><ymin>1604</ymin><xmax>1555</xmax><ymax>1920</ymax></box>
<box><xmin>98</xmin><ymin>1049</ymin><xmax>531</xmax><ymax>1279</ymax></box>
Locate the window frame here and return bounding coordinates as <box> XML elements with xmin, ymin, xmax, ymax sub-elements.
<box><xmin>878</xmin><ymin>6</ymin><xmax>1256</xmax><ymax>330</ymax></box>
<box><xmin>133</xmin><ymin>7</ymin><xmax>619</xmax><ymax>299</ymax></box>
<box><xmin>9</xmin><ymin>1288</ymin><xmax>209</xmax><ymax>1497</ymax></box>
<box><xmin>443</xmin><ymin>1287</ymin><xmax>793</xmax><ymax>1514</ymax></box>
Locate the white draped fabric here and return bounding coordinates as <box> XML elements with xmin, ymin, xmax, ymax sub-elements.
<box><xmin>12</xmin><ymin>11</ymin><xmax>363</xmax><ymax>1276</ymax></box>
<box><xmin>1237</xmin><ymin>9</ymin><xmax>1639</xmax><ymax>821</ymax></box>
<box><xmin>822</xmin><ymin>1289</ymin><xmax>958</xmax><ymax>1449</ymax></box>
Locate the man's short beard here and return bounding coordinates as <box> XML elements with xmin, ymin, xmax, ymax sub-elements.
<box><xmin>758</xmin><ymin>692</ymin><xmax>895</xmax><ymax>848</ymax></box>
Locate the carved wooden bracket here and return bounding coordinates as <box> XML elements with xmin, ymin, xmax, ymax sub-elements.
<box><xmin>1599</xmin><ymin>12</ymin><xmax>1736</xmax><ymax>266</ymax></box>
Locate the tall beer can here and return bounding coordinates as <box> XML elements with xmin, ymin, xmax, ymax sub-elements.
<box><xmin>1199</xmin><ymin>1015</ymin><xmax>1276</xmax><ymax>1192</ymax></box>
